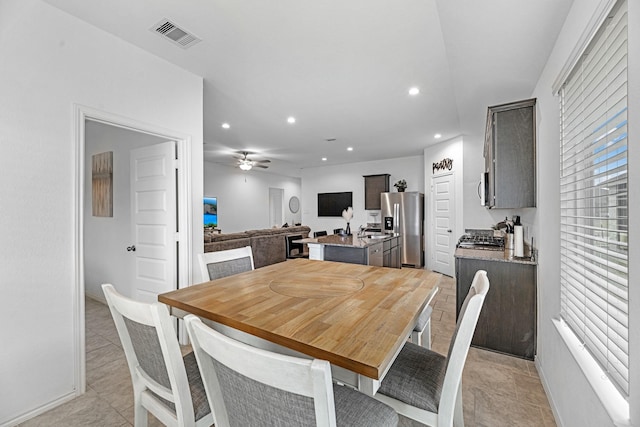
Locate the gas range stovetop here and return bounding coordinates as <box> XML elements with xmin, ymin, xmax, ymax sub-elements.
<box><xmin>457</xmin><ymin>229</ymin><xmax>505</xmax><ymax>250</ymax></box>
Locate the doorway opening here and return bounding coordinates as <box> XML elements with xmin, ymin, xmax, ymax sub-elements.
<box><xmin>269</xmin><ymin>187</ymin><xmax>284</xmax><ymax>227</ymax></box>
<box><xmin>73</xmin><ymin>105</ymin><xmax>193</xmax><ymax>395</ymax></box>
<box><xmin>84</xmin><ymin>121</ymin><xmax>171</xmax><ymax>302</ymax></box>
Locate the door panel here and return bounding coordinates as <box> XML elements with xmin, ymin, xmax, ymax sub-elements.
<box><xmin>432</xmin><ymin>174</ymin><xmax>455</xmax><ymax>276</ymax></box>
<box><xmin>131</xmin><ymin>142</ymin><xmax>177</xmax><ymax>303</ymax></box>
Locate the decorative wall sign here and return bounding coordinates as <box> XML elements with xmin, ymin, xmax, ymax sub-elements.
<box><xmin>92</xmin><ymin>151</ymin><xmax>113</xmax><ymax>217</ymax></box>
<box><xmin>433</xmin><ymin>158</ymin><xmax>453</xmax><ymax>174</ymax></box>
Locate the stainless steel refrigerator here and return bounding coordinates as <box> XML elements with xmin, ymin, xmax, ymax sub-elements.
<box><xmin>381</xmin><ymin>192</ymin><xmax>424</xmax><ymax>268</ymax></box>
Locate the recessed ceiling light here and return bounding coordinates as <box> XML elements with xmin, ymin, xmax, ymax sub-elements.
<box><xmin>409</xmin><ymin>87</ymin><xmax>420</xmax><ymax>96</ymax></box>
<box><xmin>287</xmin><ymin>116</ymin><xmax>296</xmax><ymax>124</ymax></box>
<box><xmin>322</xmin><ymin>157</ymin><xmax>327</xmax><ymax>161</ymax></box>
<box><xmin>222</xmin><ymin>123</ymin><xmax>230</xmax><ymax>129</ymax></box>
<box><xmin>434</xmin><ymin>133</ymin><xmax>442</xmax><ymax>139</ymax></box>
<box><xmin>347</xmin><ymin>147</ymin><xmax>353</xmax><ymax>151</ymax></box>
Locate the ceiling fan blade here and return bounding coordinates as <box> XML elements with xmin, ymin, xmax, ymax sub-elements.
<box><xmin>229</xmin><ymin>151</ymin><xmax>270</xmax><ymax>169</ymax></box>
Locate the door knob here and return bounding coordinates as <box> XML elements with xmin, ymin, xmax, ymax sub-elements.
<box><xmin>447</xmin><ymin>229</ymin><xmax>452</xmax><ymax>233</ymax></box>
<box><xmin>127</xmin><ymin>245</ymin><xmax>136</xmax><ymax>252</ymax></box>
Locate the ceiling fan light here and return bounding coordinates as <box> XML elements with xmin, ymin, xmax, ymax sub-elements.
<box><xmin>239</xmin><ymin>163</ymin><xmax>252</xmax><ymax>171</ymax></box>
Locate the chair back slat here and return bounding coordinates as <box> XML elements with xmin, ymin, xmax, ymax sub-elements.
<box><xmin>212</xmin><ymin>359</ymin><xmax>317</xmax><ymax>426</ymax></box>
<box><xmin>123</xmin><ymin>317</ymin><xmax>172</xmax><ymax>390</ymax></box>
<box><xmin>198</xmin><ymin>246</ymin><xmax>254</xmax><ymax>283</ymax></box>
<box><xmin>206</xmin><ymin>256</ymin><xmax>253</xmax><ymax>281</ymax></box>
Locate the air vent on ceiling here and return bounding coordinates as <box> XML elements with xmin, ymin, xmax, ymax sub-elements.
<box><xmin>151</xmin><ymin>19</ymin><xmax>201</xmax><ymax>49</ymax></box>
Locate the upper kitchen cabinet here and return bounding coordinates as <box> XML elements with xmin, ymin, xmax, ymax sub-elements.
<box><xmin>363</xmin><ymin>174</ymin><xmax>390</xmax><ymax>210</ymax></box>
<box><xmin>484</xmin><ymin>98</ymin><xmax>536</xmax><ymax>208</ymax></box>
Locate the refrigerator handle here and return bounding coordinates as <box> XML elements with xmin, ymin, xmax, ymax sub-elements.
<box><xmin>393</xmin><ymin>203</ymin><xmax>399</xmax><ymax>234</ymax></box>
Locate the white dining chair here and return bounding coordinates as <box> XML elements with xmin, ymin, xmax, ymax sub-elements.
<box><xmin>374</xmin><ymin>270</ymin><xmax>490</xmax><ymax>427</ymax></box>
<box><xmin>197</xmin><ymin>246</ymin><xmax>254</xmax><ymax>283</ymax></box>
<box><xmin>184</xmin><ymin>314</ymin><xmax>398</xmax><ymax>427</ymax></box>
<box><xmin>102</xmin><ymin>284</ymin><xmax>213</xmax><ymax>427</ymax></box>
<box><xmin>410</xmin><ymin>286</ymin><xmax>439</xmax><ymax>349</ymax></box>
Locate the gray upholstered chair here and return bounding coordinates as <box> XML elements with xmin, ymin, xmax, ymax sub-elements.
<box><xmin>314</xmin><ymin>230</ymin><xmax>328</xmax><ymax>237</ymax></box>
<box><xmin>102</xmin><ymin>284</ymin><xmax>213</xmax><ymax>427</ymax></box>
<box><xmin>197</xmin><ymin>246</ymin><xmax>254</xmax><ymax>283</ymax></box>
<box><xmin>374</xmin><ymin>270</ymin><xmax>490</xmax><ymax>427</ymax></box>
<box><xmin>184</xmin><ymin>314</ymin><xmax>398</xmax><ymax>427</ymax></box>
<box><xmin>409</xmin><ymin>286</ymin><xmax>439</xmax><ymax>349</ymax></box>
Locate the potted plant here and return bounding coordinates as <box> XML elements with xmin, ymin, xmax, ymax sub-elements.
<box><xmin>394</xmin><ymin>179</ymin><xmax>407</xmax><ymax>192</ymax></box>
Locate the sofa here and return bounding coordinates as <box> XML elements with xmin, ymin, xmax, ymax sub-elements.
<box><xmin>204</xmin><ymin>225</ymin><xmax>311</xmax><ymax>268</ymax></box>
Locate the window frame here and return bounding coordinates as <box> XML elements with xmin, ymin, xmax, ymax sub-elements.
<box><xmin>558</xmin><ymin>0</ymin><xmax>629</xmax><ymax>399</ymax></box>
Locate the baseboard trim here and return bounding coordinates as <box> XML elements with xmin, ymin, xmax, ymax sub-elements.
<box><xmin>85</xmin><ymin>291</ymin><xmax>107</xmax><ymax>305</ymax></box>
<box><xmin>1</xmin><ymin>390</ymin><xmax>79</xmax><ymax>427</ymax></box>
<box><xmin>535</xmin><ymin>354</ymin><xmax>564</xmax><ymax>427</ymax></box>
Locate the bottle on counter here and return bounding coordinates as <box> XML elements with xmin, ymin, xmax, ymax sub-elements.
<box><xmin>514</xmin><ymin>216</ymin><xmax>524</xmax><ymax>257</ymax></box>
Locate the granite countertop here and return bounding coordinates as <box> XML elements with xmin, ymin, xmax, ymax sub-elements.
<box><xmin>455</xmin><ymin>247</ymin><xmax>537</xmax><ymax>265</ymax></box>
<box><xmin>309</xmin><ymin>233</ymin><xmax>399</xmax><ymax>249</ymax></box>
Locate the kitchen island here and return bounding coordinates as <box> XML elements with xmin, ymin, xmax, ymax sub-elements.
<box><xmin>455</xmin><ymin>247</ymin><xmax>537</xmax><ymax>359</ymax></box>
<box><xmin>308</xmin><ymin>233</ymin><xmax>401</xmax><ymax>268</ymax></box>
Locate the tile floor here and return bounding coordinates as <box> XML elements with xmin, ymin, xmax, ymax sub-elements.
<box><xmin>398</xmin><ymin>275</ymin><xmax>557</xmax><ymax>427</ymax></box>
<box><xmin>21</xmin><ymin>274</ymin><xmax>556</xmax><ymax>427</ymax></box>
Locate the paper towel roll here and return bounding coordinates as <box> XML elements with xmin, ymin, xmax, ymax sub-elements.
<box><xmin>514</xmin><ymin>225</ymin><xmax>524</xmax><ymax>257</ymax></box>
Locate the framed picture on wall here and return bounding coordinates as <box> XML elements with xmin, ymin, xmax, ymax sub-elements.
<box><xmin>204</xmin><ymin>197</ymin><xmax>217</xmax><ymax>228</ymax></box>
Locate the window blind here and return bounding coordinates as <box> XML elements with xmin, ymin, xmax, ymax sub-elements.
<box><xmin>559</xmin><ymin>0</ymin><xmax>628</xmax><ymax>396</ymax></box>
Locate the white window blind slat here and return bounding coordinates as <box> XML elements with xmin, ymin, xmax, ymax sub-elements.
<box><xmin>563</xmin><ymin>247</ymin><xmax>628</xmax><ymax>280</ymax></box>
<box><xmin>559</xmin><ymin>0</ymin><xmax>628</xmax><ymax>397</ymax></box>
<box><xmin>561</xmin><ymin>263</ymin><xmax>628</xmax><ymax>314</ymax></box>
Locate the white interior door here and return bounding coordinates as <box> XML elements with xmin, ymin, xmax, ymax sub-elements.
<box><xmin>432</xmin><ymin>173</ymin><xmax>455</xmax><ymax>276</ymax></box>
<box><xmin>130</xmin><ymin>142</ymin><xmax>177</xmax><ymax>303</ymax></box>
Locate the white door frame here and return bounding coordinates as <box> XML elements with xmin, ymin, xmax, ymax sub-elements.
<box><xmin>73</xmin><ymin>104</ymin><xmax>193</xmax><ymax>394</ymax></box>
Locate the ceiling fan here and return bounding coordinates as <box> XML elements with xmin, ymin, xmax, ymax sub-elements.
<box><xmin>234</xmin><ymin>151</ymin><xmax>270</xmax><ymax>171</ymax></box>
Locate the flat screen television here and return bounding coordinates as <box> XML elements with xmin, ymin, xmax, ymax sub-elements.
<box><xmin>204</xmin><ymin>197</ymin><xmax>217</xmax><ymax>227</ymax></box>
<box><xmin>317</xmin><ymin>192</ymin><xmax>352</xmax><ymax>217</ymax></box>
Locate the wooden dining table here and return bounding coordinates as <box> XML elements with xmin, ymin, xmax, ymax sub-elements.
<box><xmin>159</xmin><ymin>258</ymin><xmax>441</xmax><ymax>395</ymax></box>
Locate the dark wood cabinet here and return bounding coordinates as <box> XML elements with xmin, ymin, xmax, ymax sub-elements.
<box><xmin>455</xmin><ymin>256</ymin><xmax>536</xmax><ymax>360</ymax></box>
<box><xmin>324</xmin><ymin>242</ymin><xmax>383</xmax><ymax>266</ymax></box>
<box><xmin>383</xmin><ymin>236</ymin><xmax>401</xmax><ymax>268</ymax></box>
<box><xmin>363</xmin><ymin>174</ymin><xmax>390</xmax><ymax>210</ymax></box>
<box><xmin>484</xmin><ymin>98</ymin><xmax>536</xmax><ymax>208</ymax></box>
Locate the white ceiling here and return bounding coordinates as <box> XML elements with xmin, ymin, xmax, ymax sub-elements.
<box><xmin>45</xmin><ymin>0</ymin><xmax>574</xmax><ymax>175</ymax></box>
